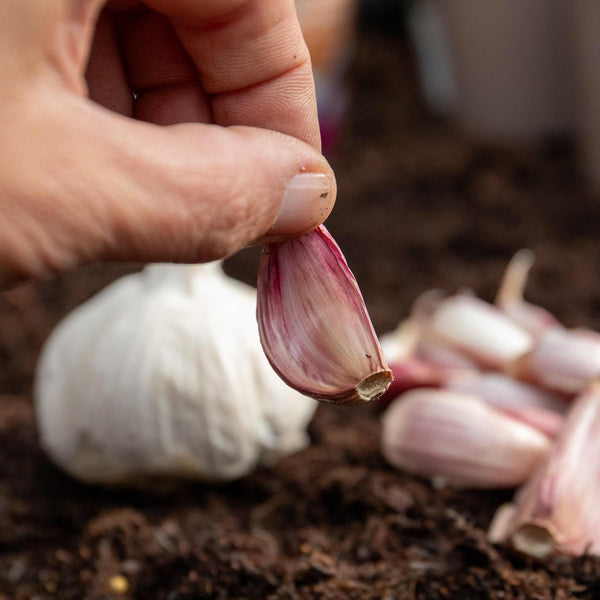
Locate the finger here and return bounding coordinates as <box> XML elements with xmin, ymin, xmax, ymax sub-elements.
<box><xmin>0</xmin><ymin>93</ymin><xmax>335</xmax><ymax>284</ymax></box>
<box><xmin>144</xmin><ymin>0</ymin><xmax>321</xmax><ymax>150</ymax></box>
<box><xmin>115</xmin><ymin>7</ymin><xmax>212</xmax><ymax>123</ymax></box>
<box><xmin>85</xmin><ymin>8</ymin><xmax>133</xmax><ymax>115</ymax></box>
<box><xmin>134</xmin><ymin>82</ymin><xmax>212</xmax><ymax>125</ymax></box>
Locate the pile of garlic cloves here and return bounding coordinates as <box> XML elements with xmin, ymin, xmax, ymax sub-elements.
<box><xmin>380</xmin><ymin>250</ymin><xmax>600</xmax><ymax>558</ymax></box>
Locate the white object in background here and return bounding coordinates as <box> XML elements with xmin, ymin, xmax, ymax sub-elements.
<box><xmin>35</xmin><ymin>263</ymin><xmax>317</xmax><ymax>486</ymax></box>
<box><xmin>438</xmin><ymin>0</ymin><xmax>572</xmax><ymax>140</ymax></box>
<box><xmin>407</xmin><ymin>0</ymin><xmax>459</xmax><ymax>115</ymax></box>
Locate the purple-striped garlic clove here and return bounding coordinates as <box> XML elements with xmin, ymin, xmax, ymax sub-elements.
<box><xmin>429</xmin><ymin>295</ymin><xmax>534</xmax><ymax>369</ymax></box>
<box><xmin>415</xmin><ymin>324</ymin><xmax>481</xmax><ymax>371</ymax></box>
<box><xmin>409</xmin><ymin>290</ymin><xmax>501</xmax><ymax>370</ymax></box>
<box><xmin>492</xmin><ymin>383</ymin><xmax>600</xmax><ymax>558</ymax></box>
<box><xmin>495</xmin><ymin>250</ymin><xmax>559</xmax><ymax>338</ymax></box>
<box><xmin>445</xmin><ymin>372</ymin><xmax>568</xmax><ymax>413</ymax></box>
<box><xmin>256</xmin><ymin>226</ymin><xmax>392</xmax><ymax>405</ymax></box>
<box><xmin>377</xmin><ymin>358</ymin><xmax>446</xmax><ymax>409</ymax></box>
<box><xmin>497</xmin><ymin>406</ymin><xmax>564</xmax><ymax>439</ymax></box>
<box><xmin>381</xmin><ymin>389</ymin><xmax>551</xmax><ymax>489</ymax></box>
<box><xmin>444</xmin><ymin>372</ymin><xmax>567</xmax><ymax>437</ymax></box>
<box><xmin>514</xmin><ymin>327</ymin><xmax>600</xmax><ymax>394</ymax></box>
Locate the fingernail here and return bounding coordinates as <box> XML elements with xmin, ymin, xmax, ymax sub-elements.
<box><xmin>257</xmin><ymin>173</ymin><xmax>333</xmax><ymax>244</ymax></box>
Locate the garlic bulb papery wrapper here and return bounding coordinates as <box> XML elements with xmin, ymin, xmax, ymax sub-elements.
<box><xmin>493</xmin><ymin>383</ymin><xmax>600</xmax><ymax>558</ymax></box>
<box><xmin>35</xmin><ymin>263</ymin><xmax>317</xmax><ymax>485</ymax></box>
<box><xmin>257</xmin><ymin>225</ymin><xmax>392</xmax><ymax>405</ymax></box>
<box><xmin>381</xmin><ymin>389</ymin><xmax>551</xmax><ymax>489</ymax></box>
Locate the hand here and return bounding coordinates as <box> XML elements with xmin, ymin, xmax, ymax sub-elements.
<box><xmin>0</xmin><ymin>0</ymin><xmax>336</xmax><ymax>288</ymax></box>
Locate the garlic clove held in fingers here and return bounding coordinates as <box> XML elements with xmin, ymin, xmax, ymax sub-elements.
<box><xmin>381</xmin><ymin>389</ymin><xmax>551</xmax><ymax>489</ymax></box>
<box><xmin>495</xmin><ymin>383</ymin><xmax>600</xmax><ymax>558</ymax></box>
<box><xmin>257</xmin><ymin>225</ymin><xmax>392</xmax><ymax>405</ymax></box>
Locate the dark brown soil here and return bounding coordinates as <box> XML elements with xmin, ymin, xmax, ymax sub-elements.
<box><xmin>3</xmin><ymin>32</ymin><xmax>600</xmax><ymax>599</ymax></box>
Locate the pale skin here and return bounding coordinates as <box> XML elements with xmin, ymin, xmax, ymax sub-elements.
<box><xmin>0</xmin><ymin>0</ymin><xmax>337</xmax><ymax>289</ymax></box>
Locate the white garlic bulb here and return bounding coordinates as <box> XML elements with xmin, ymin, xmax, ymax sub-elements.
<box><xmin>35</xmin><ymin>262</ymin><xmax>317</xmax><ymax>485</ymax></box>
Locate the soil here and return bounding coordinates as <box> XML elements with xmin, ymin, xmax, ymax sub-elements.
<box><xmin>3</xmin><ymin>31</ymin><xmax>600</xmax><ymax>600</ymax></box>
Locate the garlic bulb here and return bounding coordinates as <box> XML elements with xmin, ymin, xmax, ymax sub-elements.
<box><xmin>35</xmin><ymin>262</ymin><xmax>317</xmax><ymax>485</ymax></box>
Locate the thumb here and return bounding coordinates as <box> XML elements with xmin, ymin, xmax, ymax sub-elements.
<box><xmin>0</xmin><ymin>94</ymin><xmax>335</xmax><ymax>285</ymax></box>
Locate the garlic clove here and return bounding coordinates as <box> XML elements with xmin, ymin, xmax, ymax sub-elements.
<box><xmin>378</xmin><ymin>358</ymin><xmax>445</xmax><ymax>408</ymax></box>
<box><xmin>380</xmin><ymin>318</ymin><xmax>421</xmax><ymax>363</ymax></box>
<box><xmin>495</xmin><ymin>250</ymin><xmax>559</xmax><ymax>338</ymax></box>
<box><xmin>496</xmin><ymin>383</ymin><xmax>600</xmax><ymax>557</ymax></box>
<box><xmin>495</xmin><ymin>406</ymin><xmax>564</xmax><ymax>439</ymax></box>
<box><xmin>416</xmin><ymin>335</ymin><xmax>481</xmax><ymax>371</ymax></box>
<box><xmin>381</xmin><ymin>389</ymin><xmax>551</xmax><ymax>489</ymax></box>
<box><xmin>256</xmin><ymin>225</ymin><xmax>392</xmax><ymax>405</ymax></box>
<box><xmin>408</xmin><ymin>290</ymin><xmax>483</xmax><ymax>370</ymax></box>
<box><xmin>429</xmin><ymin>295</ymin><xmax>534</xmax><ymax>369</ymax></box>
<box><xmin>445</xmin><ymin>371</ymin><xmax>569</xmax><ymax>414</ymax></box>
<box><xmin>514</xmin><ymin>327</ymin><xmax>600</xmax><ymax>393</ymax></box>
<box><xmin>445</xmin><ymin>372</ymin><xmax>567</xmax><ymax>437</ymax></box>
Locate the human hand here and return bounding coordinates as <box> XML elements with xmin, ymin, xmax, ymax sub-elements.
<box><xmin>0</xmin><ymin>0</ymin><xmax>336</xmax><ymax>288</ymax></box>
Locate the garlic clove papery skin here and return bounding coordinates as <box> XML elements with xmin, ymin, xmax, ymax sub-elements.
<box><xmin>381</xmin><ymin>389</ymin><xmax>552</xmax><ymax>489</ymax></box>
<box><xmin>429</xmin><ymin>296</ymin><xmax>534</xmax><ymax>369</ymax></box>
<box><xmin>498</xmin><ymin>383</ymin><xmax>600</xmax><ymax>558</ymax></box>
<box><xmin>515</xmin><ymin>327</ymin><xmax>600</xmax><ymax>393</ymax></box>
<box><xmin>495</xmin><ymin>250</ymin><xmax>559</xmax><ymax>338</ymax></box>
<box><xmin>257</xmin><ymin>225</ymin><xmax>392</xmax><ymax>405</ymax></box>
<box><xmin>35</xmin><ymin>263</ymin><xmax>317</xmax><ymax>486</ymax></box>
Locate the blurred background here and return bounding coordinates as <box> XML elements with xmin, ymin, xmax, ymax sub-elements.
<box><xmin>3</xmin><ymin>1</ymin><xmax>600</xmax><ymax>596</ymax></box>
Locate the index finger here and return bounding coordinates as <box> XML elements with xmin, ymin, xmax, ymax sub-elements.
<box><xmin>142</xmin><ymin>0</ymin><xmax>321</xmax><ymax>151</ymax></box>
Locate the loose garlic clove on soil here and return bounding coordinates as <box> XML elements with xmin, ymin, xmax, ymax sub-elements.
<box><xmin>429</xmin><ymin>295</ymin><xmax>534</xmax><ymax>369</ymax></box>
<box><xmin>381</xmin><ymin>389</ymin><xmax>551</xmax><ymax>489</ymax></box>
<box><xmin>491</xmin><ymin>383</ymin><xmax>600</xmax><ymax>558</ymax></box>
<box><xmin>495</xmin><ymin>250</ymin><xmax>559</xmax><ymax>338</ymax></box>
<box><xmin>445</xmin><ymin>372</ymin><xmax>567</xmax><ymax>437</ymax></box>
<box><xmin>376</xmin><ymin>357</ymin><xmax>447</xmax><ymax>410</ymax></box>
<box><xmin>257</xmin><ymin>226</ymin><xmax>392</xmax><ymax>405</ymax></box>
<box><xmin>35</xmin><ymin>263</ymin><xmax>317</xmax><ymax>486</ymax></box>
<box><xmin>514</xmin><ymin>327</ymin><xmax>600</xmax><ymax>393</ymax></box>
